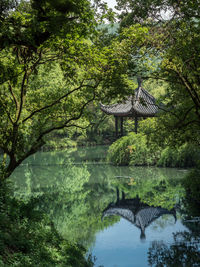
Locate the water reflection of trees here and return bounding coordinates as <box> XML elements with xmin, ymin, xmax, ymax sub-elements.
<box><xmin>11</xmin><ymin>156</ymin><xmax>119</xmax><ymax>248</ymax></box>
<box><xmin>111</xmin><ymin>167</ymin><xmax>185</xmax><ymax>210</ymax></box>
<box><xmin>10</xmin><ymin>150</ymin><xmax>187</xmax><ymax>250</ymax></box>
<box><xmin>148</xmin><ymin>183</ymin><xmax>200</xmax><ymax>267</ymax></box>
<box><xmin>148</xmin><ymin>230</ymin><xmax>200</xmax><ymax>266</ymax></box>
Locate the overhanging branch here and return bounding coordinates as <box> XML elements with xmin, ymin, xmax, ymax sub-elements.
<box><xmin>36</xmin><ymin>93</ymin><xmax>96</xmax><ymax>140</ymax></box>
<box><xmin>16</xmin><ymin>70</ymin><xmax>27</xmax><ymax>123</ymax></box>
<box><xmin>22</xmin><ymin>80</ymin><xmax>98</xmax><ymax>123</ymax></box>
<box><xmin>0</xmin><ymin>97</ymin><xmax>14</xmax><ymax>124</ymax></box>
<box><xmin>8</xmin><ymin>82</ymin><xmax>18</xmax><ymax>111</ymax></box>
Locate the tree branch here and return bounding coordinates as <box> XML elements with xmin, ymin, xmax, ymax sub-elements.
<box><xmin>184</xmin><ymin>75</ymin><xmax>200</xmax><ymax>106</ymax></box>
<box><xmin>8</xmin><ymin>82</ymin><xmax>18</xmax><ymax>111</ymax></box>
<box><xmin>16</xmin><ymin>70</ymin><xmax>27</xmax><ymax>123</ymax></box>
<box><xmin>22</xmin><ymin>81</ymin><xmax>98</xmax><ymax>123</ymax></box>
<box><xmin>35</xmin><ymin>91</ymin><xmax>97</xmax><ymax>143</ymax></box>
<box><xmin>176</xmin><ymin>119</ymin><xmax>200</xmax><ymax>129</ymax></box>
<box><xmin>29</xmin><ymin>49</ymin><xmax>43</xmax><ymax>74</ymax></box>
<box><xmin>174</xmin><ymin>70</ymin><xmax>200</xmax><ymax>120</ymax></box>
<box><xmin>0</xmin><ymin>97</ymin><xmax>14</xmax><ymax>124</ymax></box>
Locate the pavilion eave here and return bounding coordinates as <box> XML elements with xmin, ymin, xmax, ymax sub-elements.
<box><xmin>100</xmin><ymin>86</ymin><xmax>159</xmax><ymax>137</ymax></box>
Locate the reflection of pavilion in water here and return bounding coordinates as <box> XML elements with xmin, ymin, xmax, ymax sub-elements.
<box><xmin>102</xmin><ymin>188</ymin><xmax>177</xmax><ymax>240</ymax></box>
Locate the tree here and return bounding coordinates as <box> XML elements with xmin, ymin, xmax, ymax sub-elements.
<box><xmin>0</xmin><ymin>0</ymin><xmax>133</xmax><ymax>179</ymax></box>
<box><xmin>115</xmin><ymin>0</ymin><xmax>200</xmax><ymax>145</ymax></box>
<box><xmin>116</xmin><ymin>0</ymin><xmax>200</xmax><ymax>26</ymax></box>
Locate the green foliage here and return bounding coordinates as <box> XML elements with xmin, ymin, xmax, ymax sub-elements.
<box><xmin>182</xmin><ymin>168</ymin><xmax>200</xmax><ymax>216</ymax></box>
<box><xmin>0</xmin><ymin>0</ymin><xmax>137</xmax><ymax>178</ymax></box>
<box><xmin>158</xmin><ymin>144</ymin><xmax>200</xmax><ymax>168</ymax></box>
<box><xmin>43</xmin><ymin>137</ymin><xmax>77</xmax><ymax>151</ymax></box>
<box><xmin>142</xmin><ymin>79</ymin><xmax>167</xmax><ymax>99</ymax></box>
<box><xmin>107</xmin><ymin>132</ymin><xmax>160</xmax><ymax>166</ymax></box>
<box><xmin>115</xmin><ymin>0</ymin><xmax>200</xmax><ymax>146</ymax></box>
<box><xmin>107</xmin><ymin>134</ymin><xmax>134</xmax><ymax>165</ymax></box>
<box><xmin>107</xmin><ymin>129</ymin><xmax>200</xmax><ymax>168</ymax></box>
<box><xmin>0</xmin><ymin>0</ymin><xmax>96</xmax><ymax>49</ymax></box>
<box><xmin>0</xmin><ymin>180</ymin><xmax>94</xmax><ymax>267</ymax></box>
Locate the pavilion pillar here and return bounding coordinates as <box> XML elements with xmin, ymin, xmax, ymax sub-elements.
<box><xmin>116</xmin><ymin>187</ymin><xmax>119</xmax><ymax>204</ymax></box>
<box><xmin>115</xmin><ymin>116</ymin><xmax>119</xmax><ymax>138</ymax></box>
<box><xmin>120</xmin><ymin>117</ymin><xmax>124</xmax><ymax>137</ymax></box>
<box><xmin>122</xmin><ymin>191</ymin><xmax>125</xmax><ymax>201</ymax></box>
<box><xmin>135</xmin><ymin>116</ymin><xmax>138</xmax><ymax>134</ymax></box>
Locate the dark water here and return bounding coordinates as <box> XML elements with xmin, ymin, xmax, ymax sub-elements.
<box><xmin>10</xmin><ymin>146</ymin><xmax>200</xmax><ymax>267</ymax></box>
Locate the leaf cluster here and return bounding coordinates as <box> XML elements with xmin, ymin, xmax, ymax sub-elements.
<box><xmin>0</xmin><ymin>180</ymin><xmax>94</xmax><ymax>266</ymax></box>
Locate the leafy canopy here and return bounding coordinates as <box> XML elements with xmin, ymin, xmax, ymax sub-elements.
<box><xmin>0</xmin><ymin>0</ymin><xmax>134</xmax><ymax>178</ymax></box>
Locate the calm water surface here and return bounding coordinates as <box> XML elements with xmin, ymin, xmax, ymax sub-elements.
<box><xmin>10</xmin><ymin>146</ymin><xmax>200</xmax><ymax>267</ymax></box>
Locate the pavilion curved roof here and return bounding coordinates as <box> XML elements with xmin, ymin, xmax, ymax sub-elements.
<box><xmin>102</xmin><ymin>197</ymin><xmax>177</xmax><ymax>235</ymax></box>
<box><xmin>100</xmin><ymin>87</ymin><xmax>158</xmax><ymax>117</ymax></box>
<box><xmin>102</xmin><ymin>207</ymin><xmax>135</xmax><ymax>224</ymax></box>
<box><xmin>102</xmin><ymin>205</ymin><xmax>176</xmax><ymax>229</ymax></box>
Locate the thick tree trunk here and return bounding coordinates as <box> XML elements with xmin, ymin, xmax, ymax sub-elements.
<box><xmin>2</xmin><ymin>155</ymin><xmax>19</xmax><ymax>179</ymax></box>
<box><xmin>1</xmin><ymin>139</ymin><xmax>45</xmax><ymax>180</ymax></box>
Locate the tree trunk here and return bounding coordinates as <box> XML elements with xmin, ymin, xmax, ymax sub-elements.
<box><xmin>3</xmin><ymin>155</ymin><xmax>19</xmax><ymax>179</ymax></box>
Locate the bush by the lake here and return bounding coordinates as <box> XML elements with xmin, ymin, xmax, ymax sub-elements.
<box><xmin>0</xmin><ymin>181</ymin><xmax>94</xmax><ymax>267</ymax></box>
<box><xmin>107</xmin><ymin>133</ymin><xmax>200</xmax><ymax>168</ymax></box>
<box><xmin>107</xmin><ymin>132</ymin><xmax>160</xmax><ymax>166</ymax></box>
<box><xmin>157</xmin><ymin>143</ymin><xmax>200</xmax><ymax>168</ymax></box>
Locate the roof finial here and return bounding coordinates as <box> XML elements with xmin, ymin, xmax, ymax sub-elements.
<box><xmin>137</xmin><ymin>76</ymin><xmax>142</xmax><ymax>87</ymax></box>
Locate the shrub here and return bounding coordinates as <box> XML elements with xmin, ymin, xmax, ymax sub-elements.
<box><xmin>158</xmin><ymin>143</ymin><xmax>200</xmax><ymax>168</ymax></box>
<box><xmin>107</xmin><ymin>132</ymin><xmax>160</xmax><ymax>166</ymax></box>
<box><xmin>107</xmin><ymin>132</ymin><xmax>200</xmax><ymax>168</ymax></box>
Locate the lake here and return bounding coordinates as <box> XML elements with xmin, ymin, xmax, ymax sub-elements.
<box><xmin>10</xmin><ymin>146</ymin><xmax>200</xmax><ymax>267</ymax></box>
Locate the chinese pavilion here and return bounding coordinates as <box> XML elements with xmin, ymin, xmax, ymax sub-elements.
<box><xmin>100</xmin><ymin>79</ymin><xmax>158</xmax><ymax>137</ymax></box>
